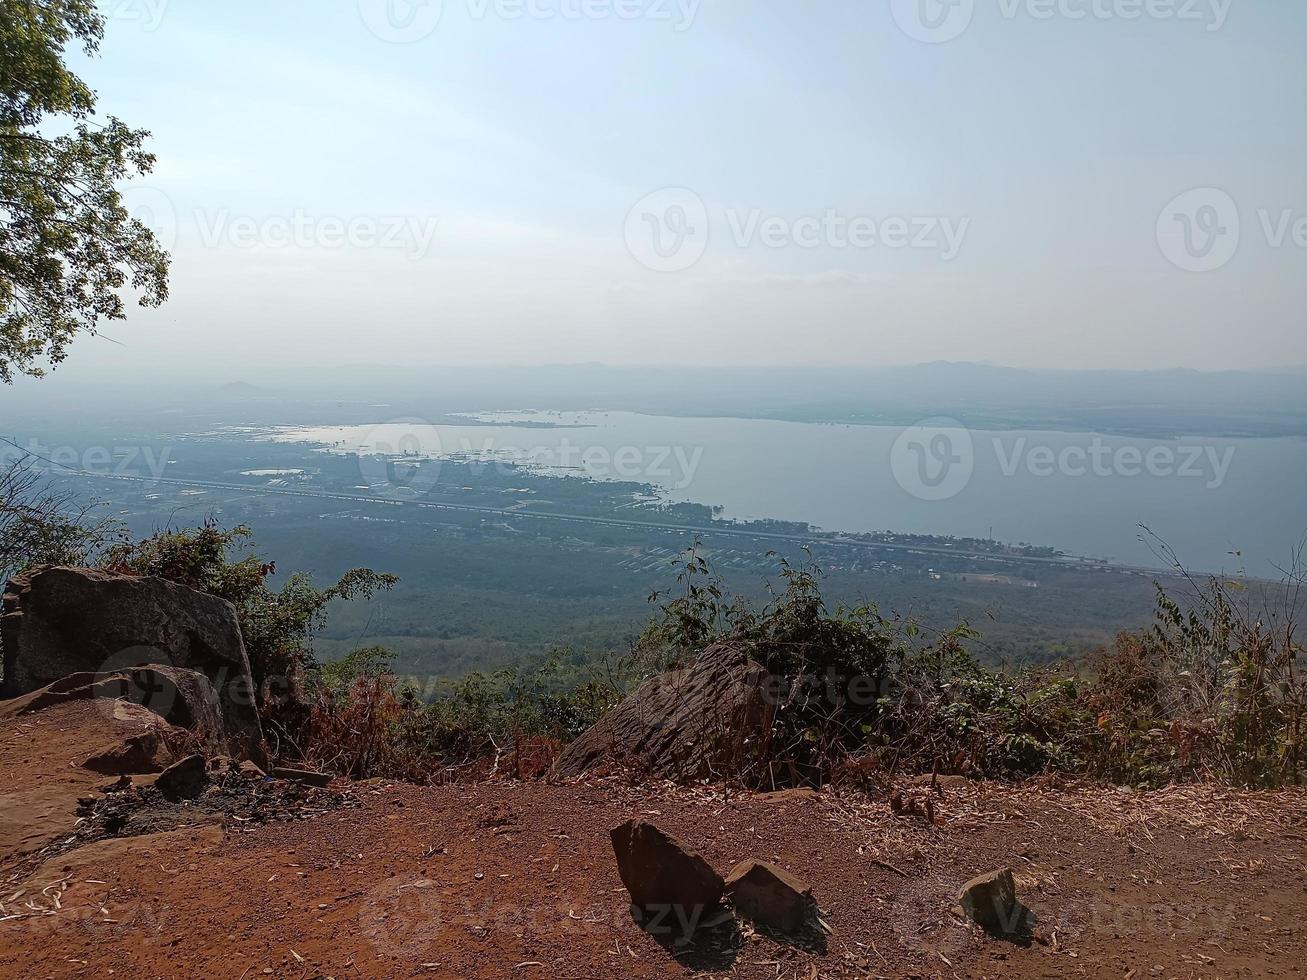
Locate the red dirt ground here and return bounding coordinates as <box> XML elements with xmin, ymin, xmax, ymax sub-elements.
<box><xmin>3</xmin><ymin>700</ymin><xmax>1306</xmax><ymax>980</ymax></box>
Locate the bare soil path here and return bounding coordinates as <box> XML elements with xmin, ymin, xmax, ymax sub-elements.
<box><xmin>3</xmin><ymin>701</ymin><xmax>1306</xmax><ymax>979</ymax></box>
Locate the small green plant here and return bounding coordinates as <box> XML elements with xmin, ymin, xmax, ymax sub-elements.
<box><xmin>640</xmin><ymin>542</ymin><xmax>748</xmax><ymax>667</ymax></box>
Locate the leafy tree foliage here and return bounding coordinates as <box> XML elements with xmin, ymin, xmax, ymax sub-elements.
<box><xmin>0</xmin><ymin>455</ymin><xmax>119</xmax><ymax>581</ymax></box>
<box><xmin>0</xmin><ymin>0</ymin><xmax>169</xmax><ymax>381</ymax></box>
<box><xmin>101</xmin><ymin>523</ymin><xmax>398</xmax><ymax>716</ymax></box>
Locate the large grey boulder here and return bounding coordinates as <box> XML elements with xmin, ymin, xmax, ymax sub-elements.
<box><xmin>554</xmin><ymin>645</ymin><xmax>774</xmax><ymax>783</ymax></box>
<box><xmin>1</xmin><ymin>567</ymin><xmax>263</xmax><ymax>755</ymax></box>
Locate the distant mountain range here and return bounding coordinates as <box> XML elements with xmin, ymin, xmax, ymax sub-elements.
<box><xmin>17</xmin><ymin>362</ymin><xmax>1307</xmax><ymax>440</ymax></box>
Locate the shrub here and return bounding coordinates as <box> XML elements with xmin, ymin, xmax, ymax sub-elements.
<box><xmin>62</xmin><ymin>522</ymin><xmax>1307</xmax><ymax>791</ymax></box>
<box><xmin>101</xmin><ymin>521</ymin><xmax>399</xmax><ymax>757</ymax></box>
<box><xmin>1086</xmin><ymin>572</ymin><xmax>1307</xmax><ymax>787</ymax></box>
<box><xmin>302</xmin><ymin>645</ymin><xmax>422</xmax><ymax>778</ymax></box>
<box><xmin>878</xmin><ymin>648</ymin><xmax>1087</xmax><ymax>779</ymax></box>
<box><xmin>636</xmin><ymin>544</ymin><xmax>1085</xmax><ymax>785</ymax></box>
<box><xmin>91</xmin><ymin>521</ymin><xmax>624</xmax><ymax>782</ymax></box>
<box><xmin>0</xmin><ymin>457</ymin><xmax>120</xmax><ymax>582</ymax></box>
<box><xmin>635</xmin><ymin>542</ymin><xmax>1306</xmax><ymax>789</ymax></box>
<box><xmin>420</xmin><ymin>653</ymin><xmax>617</xmax><ymax>778</ymax></box>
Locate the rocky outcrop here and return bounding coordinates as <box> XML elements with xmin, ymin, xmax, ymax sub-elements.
<box><xmin>0</xmin><ymin>698</ymin><xmax>190</xmax><ymax>862</ymax></box>
<box><xmin>1</xmin><ymin>567</ymin><xmax>263</xmax><ymax>754</ymax></box>
<box><xmin>610</xmin><ymin>819</ymin><xmax>724</xmax><ymax>920</ymax></box>
<box><xmin>554</xmin><ymin>645</ymin><xmax>774</xmax><ymax>782</ymax></box>
<box><xmin>0</xmin><ymin>667</ymin><xmax>226</xmax><ymax>751</ymax></box>
<box><xmin>80</xmin><ymin>709</ymin><xmax>178</xmax><ymax>776</ymax></box>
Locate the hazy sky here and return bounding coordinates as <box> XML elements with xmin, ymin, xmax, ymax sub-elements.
<box><xmin>61</xmin><ymin>0</ymin><xmax>1307</xmax><ymax>376</ymax></box>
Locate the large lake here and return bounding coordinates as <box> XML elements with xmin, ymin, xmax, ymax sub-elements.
<box><xmin>271</xmin><ymin>410</ymin><xmax>1307</xmax><ymax>577</ymax></box>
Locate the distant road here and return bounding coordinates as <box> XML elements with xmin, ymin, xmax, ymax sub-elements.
<box><xmin>79</xmin><ymin>471</ymin><xmax>1163</xmax><ymax>576</ymax></box>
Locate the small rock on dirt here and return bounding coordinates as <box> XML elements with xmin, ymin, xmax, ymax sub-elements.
<box><xmin>610</xmin><ymin>819</ymin><xmax>724</xmax><ymax>917</ymax></box>
<box><xmin>958</xmin><ymin>867</ymin><xmax>1019</xmax><ymax>933</ymax></box>
<box><xmin>271</xmin><ymin>766</ymin><xmax>331</xmax><ymax>787</ymax></box>
<box><xmin>724</xmin><ymin>859</ymin><xmax>813</xmax><ymax>933</ymax></box>
<box><xmin>156</xmin><ymin>754</ymin><xmax>209</xmax><ymax>801</ymax></box>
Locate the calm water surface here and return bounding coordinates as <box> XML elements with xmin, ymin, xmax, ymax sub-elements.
<box><xmin>270</xmin><ymin>410</ymin><xmax>1307</xmax><ymax>576</ymax></box>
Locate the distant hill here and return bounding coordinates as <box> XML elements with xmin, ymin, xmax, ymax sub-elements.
<box><xmin>236</xmin><ymin>361</ymin><xmax>1307</xmax><ymax>440</ymax></box>
<box><xmin>13</xmin><ymin>362</ymin><xmax>1307</xmax><ymax>440</ymax></box>
<box><xmin>214</xmin><ymin>381</ymin><xmax>270</xmax><ymax>398</ymax></box>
